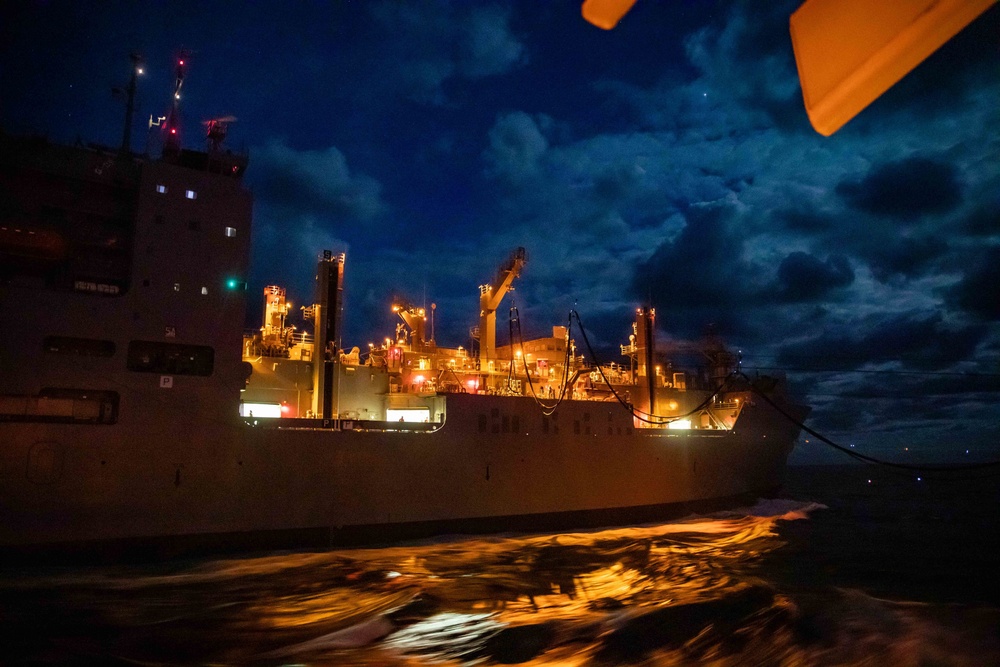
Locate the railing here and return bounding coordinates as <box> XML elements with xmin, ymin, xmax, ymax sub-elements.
<box><xmin>242</xmin><ymin>417</ymin><xmax>443</xmax><ymax>433</ymax></box>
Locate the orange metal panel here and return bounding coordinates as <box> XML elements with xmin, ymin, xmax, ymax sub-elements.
<box><xmin>582</xmin><ymin>0</ymin><xmax>639</xmax><ymax>30</ymax></box>
<box><xmin>791</xmin><ymin>0</ymin><xmax>997</xmax><ymax>135</ymax></box>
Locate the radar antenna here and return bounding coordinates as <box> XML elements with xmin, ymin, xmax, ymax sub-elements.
<box><xmin>203</xmin><ymin>116</ymin><xmax>237</xmax><ymax>152</ymax></box>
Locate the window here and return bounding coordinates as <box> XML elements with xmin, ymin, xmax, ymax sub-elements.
<box><xmin>156</xmin><ymin>184</ymin><xmax>167</xmax><ymax>194</ymax></box>
<box><xmin>173</xmin><ymin>283</ymin><xmax>181</xmax><ymax>291</ymax></box>
<box><xmin>185</xmin><ymin>190</ymin><xmax>197</xmax><ymax>200</ymax></box>
<box><xmin>0</xmin><ymin>388</ymin><xmax>119</xmax><ymax>425</ymax></box>
<box><xmin>201</xmin><ymin>286</ymin><xmax>208</xmax><ymax>295</ymax></box>
<box><xmin>478</xmin><ymin>414</ymin><xmax>487</xmax><ymax>433</ymax></box>
<box><xmin>225</xmin><ymin>226</ymin><xmax>237</xmax><ymax>237</ymax></box>
<box><xmin>43</xmin><ymin>336</ymin><xmax>116</xmax><ymax>357</ymax></box>
<box><xmin>127</xmin><ymin>340</ymin><xmax>214</xmax><ymax>376</ymax></box>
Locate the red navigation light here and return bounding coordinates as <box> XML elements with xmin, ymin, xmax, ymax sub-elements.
<box><xmin>170</xmin><ymin>128</ymin><xmax>177</xmax><ymax>134</ymax></box>
<box><xmin>178</xmin><ymin>59</ymin><xmax>185</xmax><ymax>66</ymax></box>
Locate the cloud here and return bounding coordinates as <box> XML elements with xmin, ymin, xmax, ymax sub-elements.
<box><xmin>951</xmin><ymin>246</ymin><xmax>1000</xmax><ymax>321</ymax></box>
<box><xmin>778</xmin><ymin>311</ymin><xmax>987</xmax><ymax>371</ymax></box>
<box><xmin>960</xmin><ymin>203</ymin><xmax>1000</xmax><ymax>237</ymax></box>
<box><xmin>627</xmin><ymin>202</ymin><xmax>773</xmax><ymax>339</ymax></box>
<box><xmin>250</xmin><ymin>140</ymin><xmax>385</xmax><ymax>220</ymax></box>
<box><xmin>483</xmin><ymin>111</ymin><xmax>549</xmax><ymax>184</ymax></box>
<box><xmin>458</xmin><ymin>5</ymin><xmax>526</xmax><ymax>78</ymax></box>
<box><xmin>682</xmin><ymin>2</ymin><xmax>803</xmax><ymax>130</ymax></box>
<box><xmin>835</xmin><ymin>157</ymin><xmax>963</xmax><ymax>220</ymax></box>
<box><xmin>366</xmin><ymin>2</ymin><xmax>525</xmax><ymax>105</ymax></box>
<box><xmin>776</xmin><ymin>252</ymin><xmax>854</xmax><ymax>301</ymax></box>
<box><xmin>866</xmin><ymin>236</ymin><xmax>947</xmax><ymax>282</ymax></box>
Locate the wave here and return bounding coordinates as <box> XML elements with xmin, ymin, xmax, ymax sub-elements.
<box><xmin>5</xmin><ymin>498</ymin><xmax>996</xmax><ymax>665</ymax></box>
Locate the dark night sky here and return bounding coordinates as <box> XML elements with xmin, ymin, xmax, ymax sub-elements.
<box><xmin>3</xmin><ymin>1</ymin><xmax>999</xmax><ymax>464</ymax></box>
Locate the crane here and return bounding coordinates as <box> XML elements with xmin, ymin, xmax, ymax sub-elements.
<box><xmin>478</xmin><ymin>247</ymin><xmax>527</xmax><ymax>376</ymax></box>
<box><xmin>391</xmin><ymin>299</ymin><xmax>429</xmax><ymax>352</ymax></box>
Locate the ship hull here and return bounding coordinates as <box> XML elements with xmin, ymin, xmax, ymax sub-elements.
<box><xmin>0</xmin><ymin>393</ymin><xmax>804</xmax><ymax>562</ymax></box>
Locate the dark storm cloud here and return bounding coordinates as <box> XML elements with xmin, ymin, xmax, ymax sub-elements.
<box><xmin>776</xmin><ymin>252</ymin><xmax>854</xmax><ymax>301</ymax></box>
<box><xmin>961</xmin><ymin>203</ymin><xmax>1000</xmax><ymax>237</ymax></box>
<box><xmin>775</xmin><ymin>209</ymin><xmax>836</xmax><ymax>233</ymax></box>
<box><xmin>632</xmin><ymin>204</ymin><xmax>746</xmax><ymax>307</ymax></box>
<box><xmin>950</xmin><ymin>246</ymin><xmax>1000</xmax><ymax>321</ymax></box>
<box><xmin>629</xmin><ymin>203</ymin><xmax>765</xmax><ymax>339</ymax></box>
<box><xmin>835</xmin><ymin>157</ymin><xmax>963</xmax><ymax>220</ymax></box>
<box><xmin>778</xmin><ymin>312</ymin><xmax>986</xmax><ymax>372</ymax></box>
<box><xmin>867</xmin><ymin>236</ymin><xmax>947</xmax><ymax>283</ymax></box>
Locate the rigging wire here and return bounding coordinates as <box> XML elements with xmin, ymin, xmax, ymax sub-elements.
<box><xmin>738</xmin><ymin>371</ymin><xmax>1000</xmax><ymax>476</ymax></box>
<box><xmin>510</xmin><ymin>304</ymin><xmax>572</xmax><ymax>415</ymax></box>
<box><xmin>568</xmin><ymin>309</ymin><xmax>735</xmax><ymax>425</ymax></box>
<box><xmin>523</xmin><ymin>308</ymin><xmax>1000</xmax><ymax>478</ymax></box>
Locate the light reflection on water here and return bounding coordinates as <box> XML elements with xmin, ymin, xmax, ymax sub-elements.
<box><xmin>2</xmin><ymin>497</ymin><xmax>998</xmax><ymax>665</ymax></box>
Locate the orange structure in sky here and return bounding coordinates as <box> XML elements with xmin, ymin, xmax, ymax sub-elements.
<box><xmin>582</xmin><ymin>0</ymin><xmax>997</xmax><ymax>136</ymax></box>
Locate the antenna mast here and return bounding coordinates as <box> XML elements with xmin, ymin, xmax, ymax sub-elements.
<box><xmin>119</xmin><ymin>52</ymin><xmax>144</xmax><ymax>154</ymax></box>
<box><xmin>163</xmin><ymin>50</ymin><xmax>189</xmax><ymax>156</ymax></box>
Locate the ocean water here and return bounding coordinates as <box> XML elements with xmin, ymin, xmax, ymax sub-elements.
<box><xmin>1</xmin><ymin>465</ymin><xmax>998</xmax><ymax>666</ymax></box>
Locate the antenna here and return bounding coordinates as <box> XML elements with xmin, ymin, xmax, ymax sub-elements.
<box><xmin>202</xmin><ymin>115</ymin><xmax>237</xmax><ymax>152</ymax></box>
<box><xmin>162</xmin><ymin>50</ymin><xmax>190</xmax><ymax>156</ymax></box>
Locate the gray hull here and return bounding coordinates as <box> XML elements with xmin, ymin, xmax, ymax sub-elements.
<box><xmin>0</xmin><ymin>392</ymin><xmax>804</xmax><ymax>559</ymax></box>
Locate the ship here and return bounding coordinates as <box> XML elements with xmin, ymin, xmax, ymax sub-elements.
<box><xmin>0</xmin><ymin>72</ymin><xmax>808</xmax><ymax>562</ymax></box>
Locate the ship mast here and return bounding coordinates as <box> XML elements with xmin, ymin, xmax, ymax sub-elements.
<box><xmin>636</xmin><ymin>306</ymin><xmax>657</xmax><ymax>420</ymax></box>
<box><xmin>119</xmin><ymin>52</ymin><xmax>144</xmax><ymax>154</ymax></box>
<box><xmin>162</xmin><ymin>51</ymin><xmax>188</xmax><ymax>157</ymax></box>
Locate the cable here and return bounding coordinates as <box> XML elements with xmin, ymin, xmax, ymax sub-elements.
<box><xmin>738</xmin><ymin>371</ymin><xmax>1000</xmax><ymax>476</ymax></box>
<box><xmin>510</xmin><ymin>305</ymin><xmax>571</xmax><ymax>415</ymax></box>
<box><xmin>550</xmin><ymin>312</ymin><xmax>1000</xmax><ymax>478</ymax></box>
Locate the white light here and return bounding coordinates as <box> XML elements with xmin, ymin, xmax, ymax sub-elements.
<box><xmin>185</xmin><ymin>190</ymin><xmax>197</xmax><ymax>199</ymax></box>
<box><xmin>668</xmin><ymin>419</ymin><xmax>692</xmax><ymax>430</ymax></box>
<box><xmin>225</xmin><ymin>226</ymin><xmax>236</xmax><ymax>237</ymax></box>
<box><xmin>156</xmin><ymin>184</ymin><xmax>167</xmax><ymax>194</ymax></box>
<box><xmin>387</xmin><ymin>408</ymin><xmax>430</xmax><ymax>423</ymax></box>
<box><xmin>137</xmin><ymin>68</ymin><xmax>144</xmax><ymax>75</ymax></box>
<box><xmin>240</xmin><ymin>402</ymin><xmax>281</xmax><ymax>418</ymax></box>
